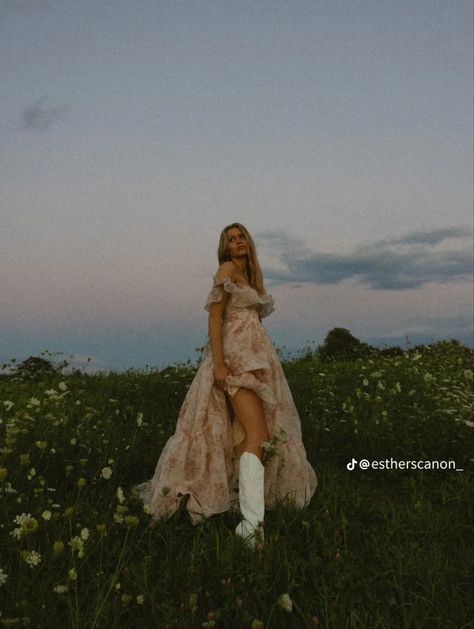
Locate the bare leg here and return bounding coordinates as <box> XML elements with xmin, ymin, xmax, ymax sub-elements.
<box><xmin>227</xmin><ymin>387</ymin><xmax>269</xmax><ymax>461</ymax></box>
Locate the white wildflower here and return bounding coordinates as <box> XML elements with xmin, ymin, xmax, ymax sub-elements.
<box><xmin>0</xmin><ymin>568</ymin><xmax>8</xmax><ymax>586</ymax></box>
<box><xmin>80</xmin><ymin>528</ymin><xmax>89</xmax><ymax>540</ymax></box>
<box><xmin>101</xmin><ymin>467</ymin><xmax>112</xmax><ymax>480</ymax></box>
<box><xmin>22</xmin><ymin>550</ymin><xmax>42</xmax><ymax>568</ymax></box>
<box><xmin>58</xmin><ymin>382</ymin><xmax>68</xmax><ymax>392</ymax></box>
<box><xmin>68</xmin><ymin>537</ymin><xmax>84</xmax><ymax>554</ymax></box>
<box><xmin>278</xmin><ymin>593</ymin><xmax>293</xmax><ymax>612</ymax></box>
<box><xmin>53</xmin><ymin>584</ymin><xmax>69</xmax><ymax>593</ymax></box>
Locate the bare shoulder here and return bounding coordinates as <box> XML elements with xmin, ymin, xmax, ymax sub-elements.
<box><xmin>215</xmin><ymin>261</ymin><xmax>237</xmax><ymax>282</ymax></box>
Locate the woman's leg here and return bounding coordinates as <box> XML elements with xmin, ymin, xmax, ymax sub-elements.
<box><xmin>228</xmin><ymin>387</ymin><xmax>269</xmax><ymax>461</ymax></box>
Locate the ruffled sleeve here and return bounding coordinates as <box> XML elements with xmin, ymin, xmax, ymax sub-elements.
<box><xmin>259</xmin><ymin>294</ymin><xmax>275</xmax><ymax>319</ymax></box>
<box><xmin>204</xmin><ymin>275</ymin><xmax>239</xmax><ymax>312</ymax></box>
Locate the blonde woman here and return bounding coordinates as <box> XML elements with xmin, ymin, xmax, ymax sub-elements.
<box><xmin>134</xmin><ymin>223</ymin><xmax>317</xmax><ymax>547</ymax></box>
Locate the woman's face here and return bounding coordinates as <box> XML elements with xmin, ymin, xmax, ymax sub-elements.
<box><xmin>226</xmin><ymin>227</ymin><xmax>248</xmax><ymax>259</ymax></box>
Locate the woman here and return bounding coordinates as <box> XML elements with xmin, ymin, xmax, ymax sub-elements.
<box><xmin>133</xmin><ymin>223</ymin><xmax>317</xmax><ymax>547</ymax></box>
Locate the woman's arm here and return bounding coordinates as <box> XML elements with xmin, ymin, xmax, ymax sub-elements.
<box><xmin>208</xmin><ymin>262</ymin><xmax>235</xmax><ymax>388</ymax></box>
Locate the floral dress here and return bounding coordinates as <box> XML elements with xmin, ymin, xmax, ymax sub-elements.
<box><xmin>133</xmin><ymin>273</ymin><xmax>318</xmax><ymax>525</ymax></box>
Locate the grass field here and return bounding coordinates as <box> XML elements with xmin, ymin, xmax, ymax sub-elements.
<box><xmin>0</xmin><ymin>342</ymin><xmax>473</xmax><ymax>628</ymax></box>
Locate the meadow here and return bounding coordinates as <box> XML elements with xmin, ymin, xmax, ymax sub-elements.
<box><xmin>0</xmin><ymin>342</ymin><xmax>473</xmax><ymax>629</ymax></box>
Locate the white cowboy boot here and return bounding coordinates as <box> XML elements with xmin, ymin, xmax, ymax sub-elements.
<box><xmin>235</xmin><ymin>451</ymin><xmax>265</xmax><ymax>548</ymax></box>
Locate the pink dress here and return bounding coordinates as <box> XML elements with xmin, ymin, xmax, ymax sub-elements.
<box><xmin>133</xmin><ymin>273</ymin><xmax>318</xmax><ymax>525</ymax></box>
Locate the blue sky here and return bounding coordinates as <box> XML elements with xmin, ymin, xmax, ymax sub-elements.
<box><xmin>1</xmin><ymin>0</ymin><xmax>472</xmax><ymax>373</ymax></box>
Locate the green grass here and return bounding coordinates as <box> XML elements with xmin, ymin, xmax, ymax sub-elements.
<box><xmin>0</xmin><ymin>344</ymin><xmax>473</xmax><ymax>628</ymax></box>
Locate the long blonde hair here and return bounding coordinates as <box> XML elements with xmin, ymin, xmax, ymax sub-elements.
<box><xmin>217</xmin><ymin>223</ymin><xmax>266</xmax><ymax>296</ymax></box>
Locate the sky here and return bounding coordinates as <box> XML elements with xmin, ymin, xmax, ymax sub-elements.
<box><xmin>1</xmin><ymin>0</ymin><xmax>473</xmax><ymax>374</ymax></box>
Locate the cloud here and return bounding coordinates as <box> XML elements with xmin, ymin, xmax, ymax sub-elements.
<box><xmin>21</xmin><ymin>95</ymin><xmax>70</xmax><ymax>130</ymax></box>
<box><xmin>255</xmin><ymin>226</ymin><xmax>473</xmax><ymax>291</ymax></box>
<box><xmin>0</xmin><ymin>0</ymin><xmax>49</xmax><ymax>23</ymax></box>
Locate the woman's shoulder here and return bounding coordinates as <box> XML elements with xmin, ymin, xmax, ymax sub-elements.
<box><xmin>214</xmin><ymin>261</ymin><xmax>237</xmax><ymax>283</ymax></box>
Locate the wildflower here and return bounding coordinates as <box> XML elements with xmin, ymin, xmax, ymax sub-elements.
<box><xmin>58</xmin><ymin>382</ymin><xmax>68</xmax><ymax>391</ymax></box>
<box><xmin>0</xmin><ymin>618</ymin><xmax>21</xmax><ymax>626</ymax></box>
<box><xmin>362</xmin><ymin>379</ymin><xmax>369</xmax><ymax>386</ymax></box>
<box><xmin>68</xmin><ymin>568</ymin><xmax>77</xmax><ymax>581</ymax></box>
<box><xmin>3</xmin><ymin>400</ymin><xmax>14</xmax><ymax>411</ymax></box>
<box><xmin>124</xmin><ymin>515</ymin><xmax>139</xmax><ymax>527</ymax></box>
<box><xmin>136</xmin><ymin>594</ymin><xmax>145</xmax><ymax>605</ymax></box>
<box><xmin>101</xmin><ymin>467</ymin><xmax>112</xmax><ymax>480</ymax></box>
<box><xmin>260</xmin><ymin>431</ymin><xmax>282</xmax><ymax>465</ymax></box>
<box><xmin>42</xmin><ymin>510</ymin><xmax>52</xmax><ymax>521</ymax></box>
<box><xmin>35</xmin><ymin>441</ymin><xmax>48</xmax><ymax>449</ymax></box>
<box><xmin>117</xmin><ymin>486</ymin><xmax>125</xmax><ymax>503</ymax></box>
<box><xmin>464</xmin><ymin>420</ymin><xmax>474</xmax><ymax>428</ymax></box>
<box><xmin>70</xmin><ymin>438</ymin><xmax>77</xmax><ymax>445</ymax></box>
<box><xmin>28</xmin><ymin>397</ymin><xmax>40</xmax><ymax>407</ymax></box>
<box><xmin>136</xmin><ymin>412</ymin><xmax>143</xmax><ymax>426</ymax></box>
<box><xmin>80</xmin><ymin>528</ymin><xmax>89</xmax><ymax>540</ymax></box>
<box><xmin>0</xmin><ymin>568</ymin><xmax>8</xmax><ymax>586</ymax></box>
<box><xmin>189</xmin><ymin>592</ymin><xmax>198</xmax><ymax>611</ymax></box>
<box><xmin>68</xmin><ymin>536</ymin><xmax>84</xmax><ymax>556</ymax></box>
<box><xmin>52</xmin><ymin>541</ymin><xmax>65</xmax><ymax>555</ymax></box>
<box><xmin>278</xmin><ymin>593</ymin><xmax>293</xmax><ymax>612</ymax></box>
<box><xmin>53</xmin><ymin>584</ymin><xmax>69</xmax><ymax>593</ymax></box>
<box><xmin>10</xmin><ymin>514</ymin><xmax>38</xmax><ymax>539</ymax></box>
<box><xmin>21</xmin><ymin>550</ymin><xmax>42</xmax><ymax>568</ymax></box>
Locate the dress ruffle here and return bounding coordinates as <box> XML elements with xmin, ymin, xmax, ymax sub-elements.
<box><xmin>204</xmin><ymin>275</ymin><xmax>275</xmax><ymax>319</ymax></box>
<box><xmin>134</xmin><ymin>415</ymin><xmax>236</xmax><ymax>525</ymax></box>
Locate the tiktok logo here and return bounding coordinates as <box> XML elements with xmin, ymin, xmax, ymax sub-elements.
<box><xmin>346</xmin><ymin>458</ymin><xmax>357</xmax><ymax>470</ymax></box>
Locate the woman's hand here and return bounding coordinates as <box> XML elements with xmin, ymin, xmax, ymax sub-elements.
<box><xmin>214</xmin><ymin>363</ymin><xmax>232</xmax><ymax>391</ymax></box>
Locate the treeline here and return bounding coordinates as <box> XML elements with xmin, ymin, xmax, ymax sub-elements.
<box><xmin>1</xmin><ymin>329</ymin><xmax>472</xmax><ymax>382</ymax></box>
